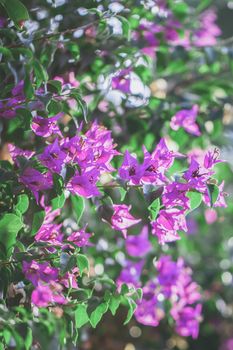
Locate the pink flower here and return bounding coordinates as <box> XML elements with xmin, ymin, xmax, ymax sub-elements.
<box><xmin>19</xmin><ymin>167</ymin><xmax>53</xmax><ymax>203</ymax></box>
<box><xmin>8</xmin><ymin>144</ymin><xmax>35</xmax><ymax>165</ymax></box>
<box><xmin>118</xmin><ymin>150</ymin><xmax>144</xmax><ymax>185</ymax></box>
<box><xmin>31</xmin><ymin>283</ymin><xmax>66</xmax><ymax>307</ymax></box>
<box><xmin>111</xmin><ymin>204</ymin><xmax>141</xmax><ymax>238</ymax></box>
<box><xmin>67</xmin><ymin>168</ymin><xmax>101</xmax><ymax>198</ymax></box>
<box><xmin>31</xmin><ymin>114</ymin><xmax>62</xmax><ymax>137</ymax></box>
<box><xmin>126</xmin><ymin>225</ymin><xmax>152</xmax><ymax>257</ymax></box>
<box><xmin>67</xmin><ymin>226</ymin><xmax>92</xmax><ymax>247</ymax></box>
<box><xmin>151</xmin><ymin>208</ymin><xmax>187</xmax><ymax>245</ymax></box>
<box><xmin>39</xmin><ymin>138</ymin><xmax>67</xmax><ymax>173</ymax></box>
<box><xmin>117</xmin><ymin>260</ymin><xmax>144</xmax><ymax>289</ymax></box>
<box><xmin>23</xmin><ymin>260</ymin><xmax>59</xmax><ymax>286</ymax></box>
<box><xmin>35</xmin><ymin>223</ymin><xmax>63</xmax><ymax>247</ymax></box>
<box><xmin>170</xmin><ymin>105</ymin><xmax>201</xmax><ymax>136</ymax></box>
<box><xmin>171</xmin><ymin>303</ymin><xmax>202</xmax><ymax>339</ymax></box>
<box><xmin>135</xmin><ymin>281</ymin><xmax>165</xmax><ymax>327</ymax></box>
<box><xmin>204</xmin><ymin>208</ymin><xmax>218</xmax><ymax>224</ymax></box>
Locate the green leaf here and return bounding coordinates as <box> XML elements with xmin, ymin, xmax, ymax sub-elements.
<box><xmin>0</xmin><ymin>46</ymin><xmax>13</xmax><ymax>59</ymax></box>
<box><xmin>16</xmin><ymin>108</ymin><xmax>33</xmax><ymax>129</ymax></box>
<box><xmin>0</xmin><ymin>0</ymin><xmax>29</xmax><ymax>27</ymax></box>
<box><xmin>60</xmin><ymin>253</ymin><xmax>77</xmax><ymax>275</ymax></box>
<box><xmin>148</xmin><ymin>198</ymin><xmax>160</xmax><ymax>221</ymax></box>
<box><xmin>47</xmin><ymin>99</ymin><xmax>63</xmax><ymax>115</ymax></box>
<box><xmin>14</xmin><ymin>194</ymin><xmax>29</xmax><ymax>215</ymax></box>
<box><xmin>116</xmin><ymin>16</ymin><xmax>131</xmax><ymax>40</ymax></box>
<box><xmin>51</xmin><ymin>192</ymin><xmax>66</xmax><ymax>210</ymax></box>
<box><xmin>89</xmin><ymin>302</ymin><xmax>108</xmax><ymax>328</ymax></box>
<box><xmin>77</xmin><ymin>254</ymin><xmax>89</xmax><ymax>276</ymax></box>
<box><xmin>124</xmin><ymin>297</ymin><xmax>137</xmax><ymax>325</ymax></box>
<box><xmin>207</xmin><ymin>183</ymin><xmax>219</xmax><ymax>207</ymax></box>
<box><xmin>25</xmin><ymin>327</ymin><xmax>33</xmax><ymax>350</ymax></box>
<box><xmin>71</xmin><ymin>195</ymin><xmax>85</xmax><ymax>224</ymax></box>
<box><xmin>0</xmin><ymin>213</ymin><xmax>23</xmax><ymax>258</ymax></box>
<box><xmin>24</xmin><ymin>71</ymin><xmax>34</xmax><ymax>99</ymax></box>
<box><xmin>47</xmin><ymin>80</ymin><xmax>62</xmax><ymax>94</ymax></box>
<box><xmin>70</xmin><ymin>92</ymin><xmax>88</xmax><ymax>123</ymax></box>
<box><xmin>33</xmin><ymin>59</ymin><xmax>48</xmax><ymax>88</ymax></box>
<box><xmin>31</xmin><ymin>206</ymin><xmax>45</xmax><ymax>236</ymax></box>
<box><xmin>109</xmin><ymin>295</ymin><xmax>121</xmax><ymax>316</ymax></box>
<box><xmin>196</xmin><ymin>0</ymin><xmax>212</xmax><ymax>13</ymax></box>
<box><xmin>186</xmin><ymin>191</ymin><xmax>202</xmax><ymax>214</ymax></box>
<box><xmin>53</xmin><ymin>173</ymin><xmax>64</xmax><ymax>196</ymax></box>
<box><xmin>75</xmin><ymin>304</ymin><xmax>89</xmax><ymax>328</ymax></box>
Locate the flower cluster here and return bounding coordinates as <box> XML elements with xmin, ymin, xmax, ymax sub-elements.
<box><xmin>22</xmin><ymin>206</ymin><xmax>91</xmax><ymax>307</ymax></box>
<box><xmin>134</xmin><ymin>255</ymin><xmax>202</xmax><ymax>339</ymax></box>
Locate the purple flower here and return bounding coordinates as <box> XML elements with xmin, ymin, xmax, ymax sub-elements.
<box><xmin>59</xmin><ymin>268</ymin><xmax>79</xmax><ymax>289</ymax></box>
<box><xmin>111</xmin><ymin>204</ymin><xmax>141</xmax><ymax>238</ymax></box>
<box><xmin>151</xmin><ymin>208</ymin><xmax>187</xmax><ymax>245</ymax></box>
<box><xmin>162</xmin><ymin>182</ymin><xmax>190</xmax><ymax>210</ymax></box>
<box><xmin>19</xmin><ymin>167</ymin><xmax>53</xmax><ymax>203</ymax></box>
<box><xmin>31</xmin><ymin>115</ymin><xmax>62</xmax><ymax>137</ymax></box>
<box><xmin>135</xmin><ymin>281</ymin><xmax>165</xmax><ymax>327</ymax></box>
<box><xmin>156</xmin><ymin>255</ymin><xmax>182</xmax><ymax>296</ymax></box>
<box><xmin>67</xmin><ymin>168</ymin><xmax>101</xmax><ymax>198</ymax></box>
<box><xmin>67</xmin><ymin>226</ymin><xmax>92</xmax><ymax>247</ymax></box>
<box><xmin>193</xmin><ymin>10</ymin><xmax>221</xmax><ymax>47</ymax></box>
<box><xmin>35</xmin><ymin>223</ymin><xmax>63</xmax><ymax>247</ymax></box>
<box><xmin>126</xmin><ymin>225</ymin><xmax>152</xmax><ymax>257</ymax></box>
<box><xmin>170</xmin><ymin>105</ymin><xmax>201</xmax><ymax>136</ymax></box>
<box><xmin>117</xmin><ymin>260</ymin><xmax>144</xmax><ymax>289</ymax></box>
<box><xmin>31</xmin><ymin>282</ymin><xmax>66</xmax><ymax>307</ymax></box>
<box><xmin>142</xmin><ymin>139</ymin><xmax>183</xmax><ymax>185</ymax></box>
<box><xmin>39</xmin><ymin>138</ymin><xmax>67</xmax><ymax>173</ymax></box>
<box><xmin>118</xmin><ymin>150</ymin><xmax>144</xmax><ymax>185</ymax></box>
<box><xmin>112</xmin><ymin>69</ymin><xmax>131</xmax><ymax>94</ymax></box>
<box><xmin>23</xmin><ymin>260</ymin><xmax>59</xmax><ymax>286</ymax></box>
<box><xmin>171</xmin><ymin>303</ymin><xmax>202</xmax><ymax>339</ymax></box>
<box><xmin>183</xmin><ymin>157</ymin><xmax>212</xmax><ymax>192</ymax></box>
<box><xmin>8</xmin><ymin>144</ymin><xmax>35</xmax><ymax>165</ymax></box>
<box><xmin>203</xmin><ymin>148</ymin><xmax>222</xmax><ymax>169</ymax></box>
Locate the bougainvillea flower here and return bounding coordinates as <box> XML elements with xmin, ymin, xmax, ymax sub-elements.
<box><xmin>39</xmin><ymin>138</ymin><xmax>66</xmax><ymax>173</ymax></box>
<box><xmin>8</xmin><ymin>144</ymin><xmax>35</xmax><ymax>165</ymax></box>
<box><xmin>23</xmin><ymin>261</ymin><xmax>59</xmax><ymax>286</ymax></box>
<box><xmin>151</xmin><ymin>208</ymin><xmax>187</xmax><ymax>245</ymax></box>
<box><xmin>111</xmin><ymin>204</ymin><xmax>141</xmax><ymax>238</ymax></box>
<box><xmin>193</xmin><ymin>10</ymin><xmax>221</xmax><ymax>47</ymax></box>
<box><xmin>170</xmin><ymin>105</ymin><xmax>201</xmax><ymax>136</ymax></box>
<box><xmin>156</xmin><ymin>255</ymin><xmax>182</xmax><ymax>296</ymax></box>
<box><xmin>19</xmin><ymin>167</ymin><xmax>53</xmax><ymax>202</ymax></box>
<box><xmin>67</xmin><ymin>168</ymin><xmax>101</xmax><ymax>198</ymax></box>
<box><xmin>126</xmin><ymin>225</ymin><xmax>152</xmax><ymax>257</ymax></box>
<box><xmin>31</xmin><ymin>282</ymin><xmax>66</xmax><ymax>307</ymax></box>
<box><xmin>117</xmin><ymin>260</ymin><xmax>144</xmax><ymax>288</ymax></box>
<box><xmin>204</xmin><ymin>208</ymin><xmax>218</xmax><ymax>224</ymax></box>
<box><xmin>171</xmin><ymin>303</ymin><xmax>202</xmax><ymax>339</ymax></box>
<box><xmin>35</xmin><ymin>223</ymin><xmax>63</xmax><ymax>247</ymax></box>
<box><xmin>183</xmin><ymin>157</ymin><xmax>212</xmax><ymax>192</ymax></box>
<box><xmin>203</xmin><ymin>148</ymin><xmax>222</xmax><ymax>169</ymax></box>
<box><xmin>203</xmin><ymin>181</ymin><xmax>227</xmax><ymax>208</ymax></box>
<box><xmin>31</xmin><ymin>114</ymin><xmax>62</xmax><ymax>137</ymax></box>
<box><xmin>142</xmin><ymin>139</ymin><xmax>183</xmax><ymax>185</ymax></box>
<box><xmin>118</xmin><ymin>150</ymin><xmax>144</xmax><ymax>185</ymax></box>
<box><xmin>112</xmin><ymin>68</ymin><xmax>131</xmax><ymax>94</ymax></box>
<box><xmin>67</xmin><ymin>226</ymin><xmax>92</xmax><ymax>247</ymax></box>
<box><xmin>59</xmin><ymin>268</ymin><xmax>79</xmax><ymax>289</ymax></box>
<box><xmin>162</xmin><ymin>182</ymin><xmax>190</xmax><ymax>210</ymax></box>
<box><xmin>135</xmin><ymin>281</ymin><xmax>165</xmax><ymax>327</ymax></box>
